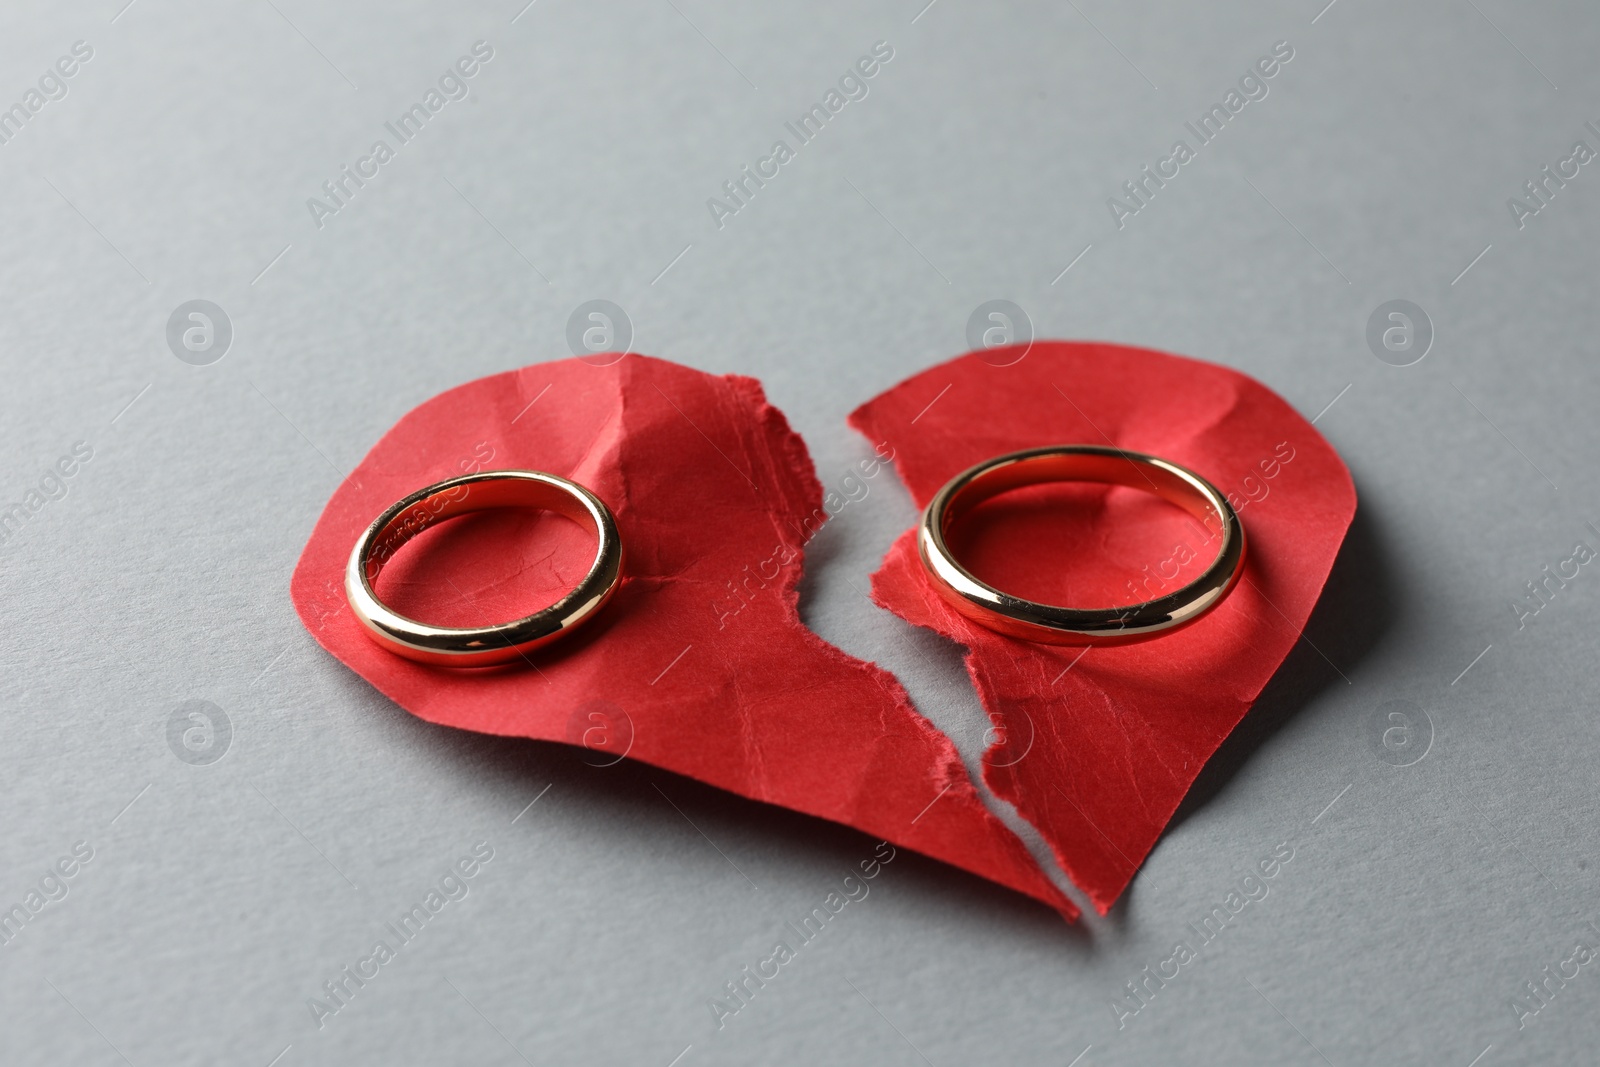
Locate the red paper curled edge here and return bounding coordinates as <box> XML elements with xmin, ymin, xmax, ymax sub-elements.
<box><xmin>291</xmin><ymin>354</ymin><xmax>1076</xmax><ymax>920</ymax></box>
<box><xmin>849</xmin><ymin>342</ymin><xmax>1356</xmax><ymax>914</ymax></box>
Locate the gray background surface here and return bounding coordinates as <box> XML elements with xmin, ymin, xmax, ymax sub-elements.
<box><xmin>1</xmin><ymin>0</ymin><xmax>1597</xmax><ymax>1064</ymax></box>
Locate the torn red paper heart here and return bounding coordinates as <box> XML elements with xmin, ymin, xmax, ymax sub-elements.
<box><xmin>291</xmin><ymin>354</ymin><xmax>1076</xmax><ymax>919</ymax></box>
<box><xmin>849</xmin><ymin>342</ymin><xmax>1356</xmax><ymax>914</ymax></box>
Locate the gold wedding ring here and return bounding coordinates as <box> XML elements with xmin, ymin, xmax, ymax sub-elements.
<box><xmin>918</xmin><ymin>445</ymin><xmax>1244</xmax><ymax>644</ymax></box>
<box><xmin>346</xmin><ymin>470</ymin><xmax>623</xmax><ymax>666</ymax></box>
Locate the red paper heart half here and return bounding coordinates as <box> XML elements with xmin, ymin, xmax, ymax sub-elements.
<box><xmin>291</xmin><ymin>354</ymin><xmax>1076</xmax><ymax>920</ymax></box>
<box><xmin>849</xmin><ymin>342</ymin><xmax>1356</xmax><ymax>914</ymax></box>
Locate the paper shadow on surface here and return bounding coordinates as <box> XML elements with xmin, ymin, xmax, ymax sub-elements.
<box><xmin>1166</xmin><ymin>500</ymin><xmax>1392</xmax><ymax>834</ymax></box>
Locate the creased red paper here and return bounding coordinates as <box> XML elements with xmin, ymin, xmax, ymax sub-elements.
<box><xmin>849</xmin><ymin>342</ymin><xmax>1356</xmax><ymax>914</ymax></box>
<box><xmin>291</xmin><ymin>354</ymin><xmax>1076</xmax><ymax>919</ymax></box>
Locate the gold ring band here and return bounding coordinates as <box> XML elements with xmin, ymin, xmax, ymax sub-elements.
<box><xmin>346</xmin><ymin>470</ymin><xmax>623</xmax><ymax>666</ymax></box>
<box><xmin>918</xmin><ymin>445</ymin><xmax>1244</xmax><ymax>644</ymax></box>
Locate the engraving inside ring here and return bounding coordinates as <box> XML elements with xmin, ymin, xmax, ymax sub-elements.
<box><xmin>368</xmin><ymin>489</ymin><xmax>600</xmax><ymax>630</ymax></box>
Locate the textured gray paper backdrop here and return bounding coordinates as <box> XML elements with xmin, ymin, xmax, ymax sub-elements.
<box><xmin>1</xmin><ymin>0</ymin><xmax>1597</xmax><ymax>1064</ymax></box>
